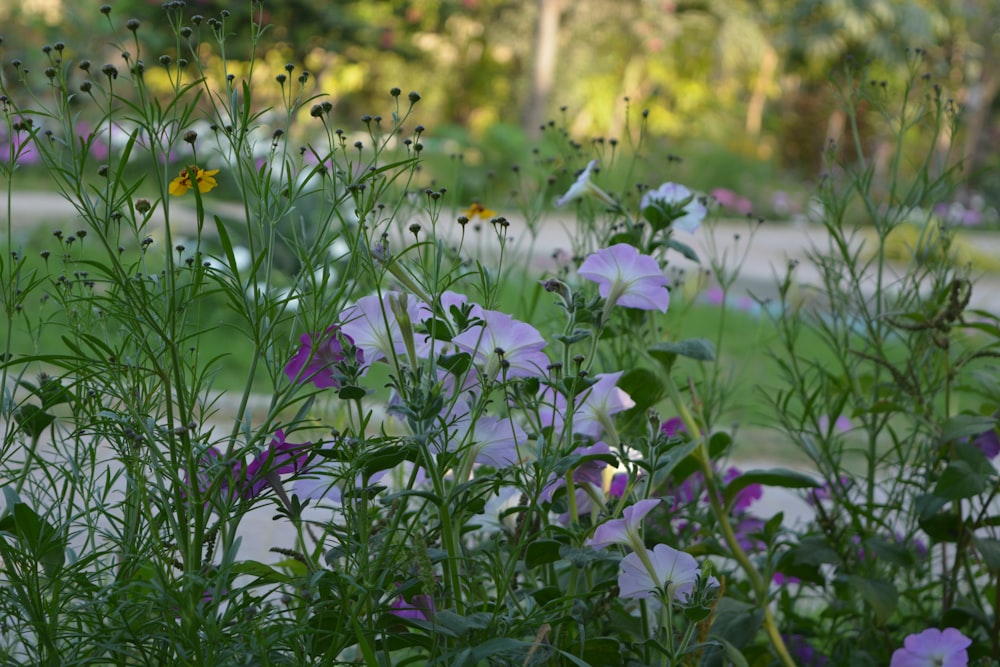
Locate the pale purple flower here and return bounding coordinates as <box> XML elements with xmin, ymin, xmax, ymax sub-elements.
<box><xmin>452</xmin><ymin>309</ymin><xmax>549</xmax><ymax>379</ymax></box>
<box><xmin>339</xmin><ymin>291</ymin><xmax>429</xmax><ymax>366</ymax></box>
<box><xmin>587</xmin><ymin>498</ymin><xmax>661</xmax><ymax>549</ymax></box>
<box><xmin>578</xmin><ymin>244</ymin><xmax>670</xmax><ymax>312</ymax></box>
<box><xmin>295</xmin><ymin>462</ymin><xmax>389</xmax><ymax>503</ymax></box>
<box><xmin>619</xmin><ymin>543</ymin><xmax>709</xmax><ymax>601</ymax></box>
<box><xmin>641</xmin><ymin>182</ymin><xmax>707</xmax><ymax>233</ymax></box>
<box><xmin>573</xmin><ymin>371</ymin><xmax>637</xmax><ymax>439</ymax></box>
<box><xmin>556</xmin><ymin>159</ymin><xmax>615</xmax><ymax>207</ymax></box>
<box><xmin>284</xmin><ymin>325</ymin><xmax>362</xmax><ymax>388</ymax></box>
<box><xmin>447</xmin><ymin>412</ymin><xmax>526</xmax><ymax>469</ymax></box>
<box><xmin>890</xmin><ymin>627</ymin><xmax>971</xmax><ymax>667</ymax></box>
<box><xmin>818</xmin><ymin>414</ymin><xmax>853</xmax><ymax>434</ymax></box>
<box><xmin>542</xmin><ymin>442</ymin><xmax>614</xmax><ymax>518</ymax></box>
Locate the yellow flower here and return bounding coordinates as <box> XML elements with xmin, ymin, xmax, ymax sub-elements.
<box><xmin>462</xmin><ymin>202</ymin><xmax>497</xmax><ymax>220</ymax></box>
<box><xmin>169</xmin><ymin>165</ymin><xmax>220</xmax><ymax>197</ymax></box>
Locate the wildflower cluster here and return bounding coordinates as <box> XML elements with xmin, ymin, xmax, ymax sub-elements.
<box><xmin>0</xmin><ymin>6</ymin><xmax>996</xmax><ymax>667</ymax></box>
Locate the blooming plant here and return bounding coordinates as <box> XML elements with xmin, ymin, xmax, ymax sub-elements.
<box><xmin>0</xmin><ymin>8</ymin><xmax>997</xmax><ymax>667</ymax></box>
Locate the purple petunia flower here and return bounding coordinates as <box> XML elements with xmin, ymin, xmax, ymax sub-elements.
<box><xmin>586</xmin><ymin>498</ymin><xmax>661</xmax><ymax>550</ymax></box>
<box><xmin>284</xmin><ymin>325</ymin><xmax>362</xmax><ymax>389</ymax></box>
<box><xmin>890</xmin><ymin>627</ymin><xmax>971</xmax><ymax>667</ymax></box>
<box><xmin>339</xmin><ymin>291</ymin><xmax>429</xmax><ymax>367</ymax></box>
<box><xmin>578</xmin><ymin>243</ymin><xmax>670</xmax><ymax>312</ymax></box>
<box><xmin>972</xmin><ymin>428</ymin><xmax>1000</xmax><ymax>460</ymax></box>
<box><xmin>618</xmin><ymin>543</ymin><xmax>716</xmax><ymax>602</ymax></box>
<box><xmin>452</xmin><ymin>308</ymin><xmax>549</xmax><ymax>380</ymax></box>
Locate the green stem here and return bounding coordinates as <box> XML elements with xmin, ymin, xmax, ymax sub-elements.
<box><xmin>663</xmin><ymin>374</ymin><xmax>794</xmax><ymax>667</ymax></box>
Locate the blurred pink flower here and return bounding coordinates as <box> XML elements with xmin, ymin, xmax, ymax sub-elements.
<box><xmin>890</xmin><ymin>627</ymin><xmax>971</xmax><ymax>667</ymax></box>
<box><xmin>578</xmin><ymin>243</ymin><xmax>670</xmax><ymax>312</ymax></box>
<box><xmin>711</xmin><ymin>187</ymin><xmax>753</xmax><ymax>216</ymax></box>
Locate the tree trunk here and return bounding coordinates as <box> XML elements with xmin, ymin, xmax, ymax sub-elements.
<box><xmin>521</xmin><ymin>0</ymin><xmax>564</xmax><ymax>138</ymax></box>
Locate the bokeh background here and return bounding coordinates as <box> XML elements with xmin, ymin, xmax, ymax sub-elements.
<box><xmin>2</xmin><ymin>0</ymin><xmax>999</xmax><ymax>219</ymax></box>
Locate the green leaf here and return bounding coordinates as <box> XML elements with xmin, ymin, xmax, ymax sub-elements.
<box><xmin>38</xmin><ymin>377</ymin><xmax>72</xmax><ymax>410</ymax></box>
<box><xmin>230</xmin><ymin>560</ymin><xmax>291</xmax><ymax>584</ymax></box>
<box><xmin>525</xmin><ymin>539</ymin><xmax>563</xmax><ymax>568</ymax></box>
<box><xmin>617</xmin><ymin>368</ymin><xmax>664</xmax><ymax>414</ymax></box>
<box><xmin>934</xmin><ymin>460</ymin><xmax>987</xmax><ymax>500</ymax></box>
<box><xmin>723</xmin><ymin>468</ymin><xmax>819</xmax><ymax>506</ymax></box>
<box><xmin>13</xmin><ymin>404</ymin><xmax>56</xmax><ymax>440</ymax></box>
<box><xmin>418</xmin><ymin>317</ymin><xmax>454</xmax><ymax>342</ymax></box>
<box><xmin>649</xmin><ymin>338</ymin><xmax>716</xmax><ymax>367</ymax></box>
<box><xmin>918</xmin><ymin>509</ymin><xmax>962</xmax><ymax>543</ymax></box>
<box><xmin>432</xmin><ymin>610</ymin><xmax>492</xmax><ymax>637</ymax></box>
<box><xmin>845</xmin><ymin>575</ymin><xmax>897</xmax><ymax>623</ymax></box>
<box><xmin>9</xmin><ymin>502</ymin><xmax>66</xmax><ymax>578</ymax></box>
<box><xmin>666</xmin><ymin>237</ymin><xmax>701</xmax><ymax>263</ymax></box>
<box><xmin>337</xmin><ymin>385</ymin><xmax>367</xmax><ymax>401</ymax></box>
<box><xmin>582</xmin><ymin>637</ymin><xmax>624</xmax><ymax>667</ymax></box>
<box><xmin>438</xmin><ymin>352</ymin><xmax>472</xmax><ymax>375</ymax></box>
<box><xmin>973</xmin><ymin>536</ymin><xmax>1000</xmax><ymax>573</ymax></box>
<box><xmin>712</xmin><ymin>637</ymin><xmax>750</xmax><ymax>667</ymax></box>
<box><xmin>708</xmin><ymin>598</ymin><xmax>763</xmax><ymax>653</ymax></box>
<box><xmin>941</xmin><ymin>414</ymin><xmax>995</xmax><ymax>442</ymax></box>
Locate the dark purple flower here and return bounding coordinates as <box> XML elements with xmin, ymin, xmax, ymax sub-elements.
<box><xmin>389</xmin><ymin>584</ymin><xmax>435</xmax><ymax>621</ymax></box>
<box><xmin>724</xmin><ymin>467</ymin><xmax>762</xmax><ymax>513</ymax></box>
<box><xmin>783</xmin><ymin>634</ymin><xmax>829</xmax><ymax>667</ymax></box>
<box><xmin>237</xmin><ymin>429</ymin><xmax>311</xmax><ymax>499</ymax></box>
<box><xmin>661</xmin><ymin>417</ymin><xmax>686</xmax><ymax>438</ymax></box>
<box><xmin>284</xmin><ymin>325</ymin><xmax>361</xmax><ymax>389</ymax></box>
<box><xmin>972</xmin><ymin>428</ymin><xmax>1000</xmax><ymax>460</ymax></box>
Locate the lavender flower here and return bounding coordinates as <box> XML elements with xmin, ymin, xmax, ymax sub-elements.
<box><xmin>890</xmin><ymin>627</ymin><xmax>971</xmax><ymax>667</ymax></box>
<box><xmin>578</xmin><ymin>243</ymin><xmax>670</xmax><ymax>313</ymax></box>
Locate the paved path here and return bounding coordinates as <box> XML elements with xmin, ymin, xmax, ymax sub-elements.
<box><xmin>4</xmin><ymin>190</ymin><xmax>999</xmax><ymax>559</ymax></box>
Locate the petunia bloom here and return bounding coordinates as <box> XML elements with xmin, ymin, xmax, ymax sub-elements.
<box><xmin>619</xmin><ymin>543</ymin><xmax>710</xmax><ymax>602</ymax></box>
<box><xmin>574</xmin><ymin>371</ymin><xmax>636</xmax><ymax>439</ymax></box>
<box><xmin>338</xmin><ymin>291</ymin><xmax>429</xmax><ymax>367</ymax></box>
<box><xmin>586</xmin><ymin>498</ymin><xmax>661</xmax><ymax>550</ymax></box>
<box><xmin>452</xmin><ymin>308</ymin><xmax>549</xmax><ymax>380</ymax></box>
<box><xmin>284</xmin><ymin>325</ymin><xmax>362</xmax><ymax>389</ymax></box>
<box><xmin>169</xmin><ymin>165</ymin><xmax>220</xmax><ymax>196</ymax></box>
<box><xmin>578</xmin><ymin>243</ymin><xmax>670</xmax><ymax>312</ymax></box>
<box><xmin>890</xmin><ymin>627</ymin><xmax>971</xmax><ymax>667</ymax></box>
<box><xmin>640</xmin><ymin>182</ymin><xmax>706</xmax><ymax>233</ymax></box>
<box><xmin>196</xmin><ymin>430</ymin><xmax>311</xmax><ymax>504</ymax></box>
<box><xmin>556</xmin><ymin>159</ymin><xmax>616</xmax><ymax>208</ymax></box>
<box><xmin>236</xmin><ymin>429</ymin><xmax>312</xmax><ymax>500</ymax></box>
<box><xmin>971</xmin><ymin>428</ymin><xmax>1000</xmax><ymax>460</ymax></box>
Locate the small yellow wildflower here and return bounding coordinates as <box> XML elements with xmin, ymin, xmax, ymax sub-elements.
<box><xmin>169</xmin><ymin>165</ymin><xmax>220</xmax><ymax>197</ymax></box>
<box><xmin>462</xmin><ymin>202</ymin><xmax>497</xmax><ymax>220</ymax></box>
